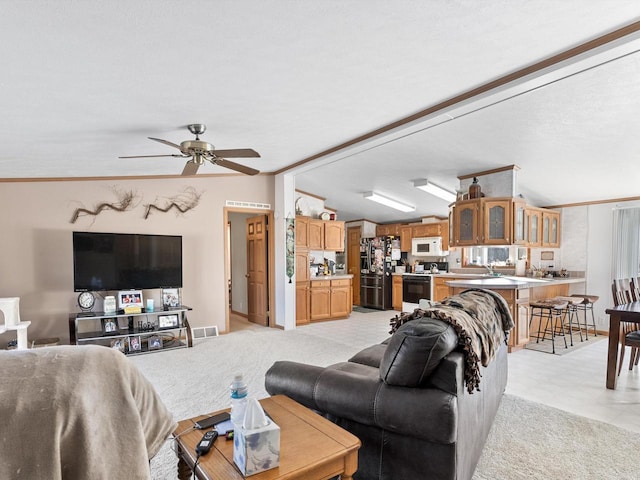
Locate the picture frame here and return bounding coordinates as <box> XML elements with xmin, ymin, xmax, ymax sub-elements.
<box><xmin>128</xmin><ymin>335</ymin><xmax>141</xmax><ymax>352</ymax></box>
<box><xmin>110</xmin><ymin>338</ymin><xmax>126</xmax><ymax>352</ymax></box>
<box><xmin>148</xmin><ymin>335</ymin><xmax>163</xmax><ymax>350</ymax></box>
<box><xmin>162</xmin><ymin>288</ymin><xmax>180</xmax><ymax>309</ymax></box>
<box><xmin>158</xmin><ymin>314</ymin><xmax>179</xmax><ymax>329</ymax></box>
<box><xmin>118</xmin><ymin>290</ymin><xmax>144</xmax><ymax>309</ymax></box>
<box><xmin>102</xmin><ymin>318</ymin><xmax>118</xmax><ymax>335</ymax></box>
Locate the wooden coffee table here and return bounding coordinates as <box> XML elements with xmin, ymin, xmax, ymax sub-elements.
<box><xmin>173</xmin><ymin>395</ymin><xmax>361</xmax><ymax>480</ymax></box>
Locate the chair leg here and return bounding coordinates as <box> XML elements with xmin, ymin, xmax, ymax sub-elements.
<box><xmin>589</xmin><ymin>303</ymin><xmax>597</xmax><ymax>337</ymax></box>
<box><xmin>630</xmin><ymin>347</ymin><xmax>639</xmax><ymax>371</ymax></box>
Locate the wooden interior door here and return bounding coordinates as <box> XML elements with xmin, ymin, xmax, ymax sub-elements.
<box><xmin>347</xmin><ymin>226</ymin><xmax>361</xmax><ymax>305</ymax></box>
<box><xmin>246</xmin><ymin>215</ymin><xmax>269</xmax><ymax>325</ymax></box>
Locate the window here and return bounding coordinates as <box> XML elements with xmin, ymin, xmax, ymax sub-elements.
<box><xmin>462</xmin><ymin>246</ymin><xmax>527</xmax><ymax>268</ymax></box>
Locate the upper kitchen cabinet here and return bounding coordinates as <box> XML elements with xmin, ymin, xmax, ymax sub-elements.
<box><xmin>306</xmin><ymin>217</ymin><xmax>345</xmax><ymax>251</ymax></box>
<box><xmin>542</xmin><ymin>210</ymin><xmax>560</xmax><ymax>248</ymax></box>
<box><xmin>450</xmin><ymin>198</ymin><xmax>560</xmax><ymax>247</ymax></box>
<box><xmin>376</xmin><ymin>223</ymin><xmax>400</xmax><ymax>236</ymax></box>
<box><xmin>295</xmin><ymin>216</ymin><xmax>309</xmax><ymax>248</ymax></box>
<box><xmin>400</xmin><ymin>225</ymin><xmax>413</xmax><ymax>252</ymax></box>
<box><xmin>412</xmin><ymin>223</ymin><xmax>443</xmax><ymax>238</ymax></box>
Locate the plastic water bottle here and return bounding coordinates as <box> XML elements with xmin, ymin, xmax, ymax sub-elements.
<box><xmin>230</xmin><ymin>374</ymin><xmax>248</xmax><ymax>426</ymax></box>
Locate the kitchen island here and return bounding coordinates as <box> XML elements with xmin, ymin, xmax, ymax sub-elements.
<box><xmin>446</xmin><ymin>276</ymin><xmax>586</xmax><ymax>352</ymax></box>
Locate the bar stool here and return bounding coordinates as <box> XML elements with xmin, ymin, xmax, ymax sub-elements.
<box><xmin>571</xmin><ymin>294</ymin><xmax>599</xmax><ymax>339</ymax></box>
<box><xmin>529</xmin><ymin>298</ymin><xmax>569</xmax><ymax>354</ymax></box>
<box><xmin>556</xmin><ymin>296</ymin><xmax>584</xmax><ymax>346</ymax></box>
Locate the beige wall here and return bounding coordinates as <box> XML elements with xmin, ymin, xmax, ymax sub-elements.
<box><xmin>0</xmin><ymin>175</ymin><xmax>274</xmax><ymax>346</ymax></box>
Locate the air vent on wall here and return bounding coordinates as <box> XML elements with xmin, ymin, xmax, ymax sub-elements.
<box><xmin>226</xmin><ymin>200</ymin><xmax>271</xmax><ymax>209</ymax></box>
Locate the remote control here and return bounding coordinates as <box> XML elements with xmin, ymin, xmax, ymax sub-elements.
<box><xmin>195</xmin><ymin>430</ymin><xmax>218</xmax><ymax>456</ymax></box>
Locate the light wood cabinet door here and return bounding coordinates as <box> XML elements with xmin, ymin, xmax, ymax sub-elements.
<box><xmin>482</xmin><ymin>198</ymin><xmax>512</xmax><ymax>244</ymax></box>
<box><xmin>392</xmin><ymin>276</ymin><xmax>403</xmax><ymax>310</ymax></box>
<box><xmin>542</xmin><ymin>210</ymin><xmax>561</xmax><ymax>247</ymax></box>
<box><xmin>330</xmin><ymin>285</ymin><xmax>350</xmax><ymax>318</ymax></box>
<box><xmin>324</xmin><ymin>221</ymin><xmax>345</xmax><ymax>251</ymax></box>
<box><xmin>452</xmin><ymin>200</ymin><xmax>479</xmax><ymax>246</ymax></box>
<box><xmin>308</xmin><ymin>219</ymin><xmax>324</xmax><ymax>250</ymax></box>
<box><xmin>400</xmin><ymin>225</ymin><xmax>413</xmax><ymax>252</ymax></box>
<box><xmin>376</xmin><ymin>223</ymin><xmax>400</xmax><ymax>236</ymax></box>
<box><xmin>310</xmin><ymin>281</ymin><xmax>331</xmax><ymax>321</ymax></box>
<box><xmin>412</xmin><ymin>223</ymin><xmax>441</xmax><ymax>238</ymax></box>
<box><xmin>295</xmin><ymin>281</ymin><xmax>310</xmax><ymax>325</ymax></box>
<box><xmin>439</xmin><ymin>221</ymin><xmax>450</xmax><ymax>251</ymax></box>
<box><xmin>295</xmin><ymin>216</ymin><xmax>309</xmax><ymax>248</ymax></box>
<box><xmin>527</xmin><ymin>207</ymin><xmax>542</xmax><ymax>247</ymax></box>
<box><xmin>513</xmin><ymin>200</ymin><xmax>527</xmax><ymax>245</ymax></box>
<box><xmin>295</xmin><ymin>249</ymin><xmax>309</xmax><ymax>282</ymax></box>
<box><xmin>433</xmin><ymin>277</ymin><xmax>451</xmax><ymax>302</ymax></box>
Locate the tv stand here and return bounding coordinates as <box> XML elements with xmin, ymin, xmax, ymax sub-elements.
<box><xmin>69</xmin><ymin>307</ymin><xmax>192</xmax><ymax>355</ymax></box>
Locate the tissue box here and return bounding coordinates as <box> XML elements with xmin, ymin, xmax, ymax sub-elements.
<box><xmin>233</xmin><ymin>418</ymin><xmax>280</xmax><ymax>476</ymax></box>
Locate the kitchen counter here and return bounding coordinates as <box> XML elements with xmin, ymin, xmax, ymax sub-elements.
<box><xmin>445</xmin><ymin>276</ymin><xmax>585</xmax><ymax>290</ymax></box>
<box><xmin>309</xmin><ymin>274</ymin><xmax>353</xmax><ymax>281</ymax></box>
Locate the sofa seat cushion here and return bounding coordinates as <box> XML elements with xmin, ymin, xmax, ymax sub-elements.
<box><xmin>380</xmin><ymin>318</ymin><xmax>458</xmax><ymax>387</ymax></box>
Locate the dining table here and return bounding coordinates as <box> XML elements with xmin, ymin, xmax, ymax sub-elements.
<box><xmin>605</xmin><ymin>301</ymin><xmax>640</xmax><ymax>389</ymax></box>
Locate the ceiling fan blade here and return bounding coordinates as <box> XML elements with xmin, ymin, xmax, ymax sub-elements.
<box><xmin>210</xmin><ymin>148</ymin><xmax>260</xmax><ymax>158</ymax></box>
<box><xmin>181</xmin><ymin>161</ymin><xmax>200</xmax><ymax>176</ymax></box>
<box><xmin>148</xmin><ymin>137</ymin><xmax>183</xmax><ymax>150</ymax></box>
<box><xmin>214</xmin><ymin>158</ymin><xmax>260</xmax><ymax>176</ymax></box>
<box><xmin>119</xmin><ymin>154</ymin><xmax>189</xmax><ymax>159</ymax></box>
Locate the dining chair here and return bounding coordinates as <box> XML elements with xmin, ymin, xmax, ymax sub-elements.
<box><xmin>612</xmin><ymin>278</ymin><xmax>640</xmax><ymax>374</ymax></box>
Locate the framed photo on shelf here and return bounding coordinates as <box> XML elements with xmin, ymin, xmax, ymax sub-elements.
<box><xmin>118</xmin><ymin>290</ymin><xmax>144</xmax><ymax>310</ymax></box>
<box><xmin>102</xmin><ymin>318</ymin><xmax>118</xmax><ymax>334</ymax></box>
<box><xmin>110</xmin><ymin>338</ymin><xmax>126</xmax><ymax>352</ymax></box>
<box><xmin>158</xmin><ymin>314</ymin><xmax>179</xmax><ymax>329</ymax></box>
<box><xmin>148</xmin><ymin>335</ymin><xmax>163</xmax><ymax>351</ymax></box>
<box><xmin>128</xmin><ymin>335</ymin><xmax>141</xmax><ymax>352</ymax></box>
<box><xmin>162</xmin><ymin>288</ymin><xmax>180</xmax><ymax>309</ymax></box>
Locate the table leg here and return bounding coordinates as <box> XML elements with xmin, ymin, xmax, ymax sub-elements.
<box><xmin>341</xmin><ymin>450</ymin><xmax>359</xmax><ymax>480</ymax></box>
<box><xmin>176</xmin><ymin>444</ymin><xmax>192</xmax><ymax>480</ymax></box>
<box><xmin>606</xmin><ymin>313</ymin><xmax>621</xmax><ymax>389</ymax></box>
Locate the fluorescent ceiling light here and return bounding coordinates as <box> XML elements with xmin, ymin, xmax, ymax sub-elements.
<box><xmin>363</xmin><ymin>191</ymin><xmax>415</xmax><ymax>212</ymax></box>
<box><xmin>413</xmin><ymin>179</ymin><xmax>457</xmax><ymax>203</ymax></box>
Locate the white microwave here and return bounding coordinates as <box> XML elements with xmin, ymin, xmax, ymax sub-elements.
<box><xmin>411</xmin><ymin>237</ymin><xmax>447</xmax><ymax>257</ymax></box>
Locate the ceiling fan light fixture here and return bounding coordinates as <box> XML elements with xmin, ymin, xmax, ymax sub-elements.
<box><xmin>363</xmin><ymin>191</ymin><xmax>415</xmax><ymax>212</ymax></box>
<box><xmin>413</xmin><ymin>179</ymin><xmax>457</xmax><ymax>203</ymax></box>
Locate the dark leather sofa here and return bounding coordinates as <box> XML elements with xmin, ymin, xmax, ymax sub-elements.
<box><xmin>265</xmin><ymin>316</ymin><xmax>508</xmax><ymax>480</ymax></box>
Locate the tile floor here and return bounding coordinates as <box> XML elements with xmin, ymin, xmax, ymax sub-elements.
<box><xmin>234</xmin><ymin>308</ymin><xmax>640</xmax><ymax>434</ymax></box>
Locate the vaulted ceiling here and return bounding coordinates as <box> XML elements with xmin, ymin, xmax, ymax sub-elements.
<box><xmin>2</xmin><ymin>1</ymin><xmax>640</xmax><ymax>222</ymax></box>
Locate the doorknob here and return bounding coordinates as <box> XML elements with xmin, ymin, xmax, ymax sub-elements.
<box><xmin>245</xmin><ymin>274</ymin><xmax>250</xmax><ymax>278</ymax></box>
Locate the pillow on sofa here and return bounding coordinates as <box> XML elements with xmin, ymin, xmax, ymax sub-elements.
<box><xmin>379</xmin><ymin>318</ymin><xmax>458</xmax><ymax>387</ymax></box>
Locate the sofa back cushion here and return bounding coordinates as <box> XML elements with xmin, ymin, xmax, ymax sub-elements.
<box><xmin>379</xmin><ymin>318</ymin><xmax>458</xmax><ymax>387</ymax></box>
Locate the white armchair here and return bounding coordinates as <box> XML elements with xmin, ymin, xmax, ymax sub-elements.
<box><xmin>0</xmin><ymin>297</ymin><xmax>31</xmax><ymax>349</ymax></box>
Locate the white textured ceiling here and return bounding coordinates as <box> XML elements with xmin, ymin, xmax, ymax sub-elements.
<box><xmin>1</xmin><ymin>1</ymin><xmax>640</xmax><ymax>222</ymax></box>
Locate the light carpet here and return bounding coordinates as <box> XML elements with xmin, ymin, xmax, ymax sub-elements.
<box><xmin>131</xmin><ymin>318</ymin><xmax>637</xmax><ymax>480</ymax></box>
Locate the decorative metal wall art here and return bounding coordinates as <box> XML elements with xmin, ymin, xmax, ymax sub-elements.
<box><xmin>70</xmin><ymin>188</ymin><xmax>138</xmax><ymax>224</ymax></box>
<box><xmin>143</xmin><ymin>187</ymin><xmax>202</xmax><ymax>219</ymax></box>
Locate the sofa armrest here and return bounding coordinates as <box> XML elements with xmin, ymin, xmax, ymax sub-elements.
<box><xmin>265</xmin><ymin>360</ymin><xmax>459</xmax><ymax>444</ymax></box>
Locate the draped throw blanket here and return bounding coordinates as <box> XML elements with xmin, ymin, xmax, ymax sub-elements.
<box><xmin>0</xmin><ymin>345</ymin><xmax>176</xmax><ymax>480</ymax></box>
<box><xmin>390</xmin><ymin>288</ymin><xmax>514</xmax><ymax>393</ymax></box>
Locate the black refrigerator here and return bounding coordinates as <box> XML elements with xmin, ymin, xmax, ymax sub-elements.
<box><xmin>360</xmin><ymin>236</ymin><xmax>400</xmax><ymax>310</ymax></box>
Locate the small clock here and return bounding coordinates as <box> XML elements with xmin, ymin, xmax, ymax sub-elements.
<box><xmin>77</xmin><ymin>292</ymin><xmax>95</xmax><ymax>312</ymax></box>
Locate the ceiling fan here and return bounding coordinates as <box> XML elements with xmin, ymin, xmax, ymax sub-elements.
<box><xmin>120</xmin><ymin>124</ymin><xmax>260</xmax><ymax>176</ymax></box>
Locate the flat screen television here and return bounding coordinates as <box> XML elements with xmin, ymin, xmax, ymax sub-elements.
<box><xmin>73</xmin><ymin>231</ymin><xmax>183</xmax><ymax>292</ymax></box>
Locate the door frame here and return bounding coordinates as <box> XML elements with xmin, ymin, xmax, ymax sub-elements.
<box><xmin>223</xmin><ymin>207</ymin><xmax>275</xmax><ymax>333</ymax></box>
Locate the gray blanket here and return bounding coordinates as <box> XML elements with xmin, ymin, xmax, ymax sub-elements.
<box><xmin>0</xmin><ymin>345</ymin><xmax>176</xmax><ymax>479</ymax></box>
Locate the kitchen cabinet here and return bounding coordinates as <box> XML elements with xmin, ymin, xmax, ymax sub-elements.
<box><xmin>330</xmin><ymin>279</ymin><xmax>351</xmax><ymax>317</ymax></box>
<box><xmin>295</xmin><ymin>216</ymin><xmax>309</xmax><ymax>248</ymax></box>
<box><xmin>376</xmin><ymin>223</ymin><xmax>400</xmax><ymax>236</ymax></box>
<box><xmin>309</xmin><ymin>277</ymin><xmax>353</xmax><ymax>321</ymax></box>
<box><xmin>400</xmin><ymin>225</ymin><xmax>413</xmax><ymax>252</ymax></box>
<box><xmin>542</xmin><ymin>210</ymin><xmax>560</xmax><ymax>247</ymax></box>
<box><xmin>392</xmin><ymin>275</ymin><xmax>403</xmax><ymax>310</ymax></box>
<box><xmin>452</xmin><ymin>199</ymin><xmax>479</xmax><ymax>246</ymax></box>
<box><xmin>450</xmin><ymin>198</ymin><xmax>559</xmax><ymax>247</ymax></box>
<box><xmin>527</xmin><ymin>207</ymin><xmax>542</xmax><ymax>247</ymax></box>
<box><xmin>296</xmin><ymin>282</ymin><xmax>310</xmax><ymax>325</ymax></box>
<box><xmin>307</xmin><ymin>218</ymin><xmax>345</xmax><ymax>251</ymax></box>
<box><xmin>295</xmin><ymin>249</ymin><xmax>309</xmax><ymax>282</ymax></box>
<box><xmin>412</xmin><ymin>223</ymin><xmax>442</xmax><ymax>238</ymax></box>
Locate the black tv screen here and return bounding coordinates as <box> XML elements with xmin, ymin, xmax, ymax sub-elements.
<box><xmin>73</xmin><ymin>232</ymin><xmax>183</xmax><ymax>291</ymax></box>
